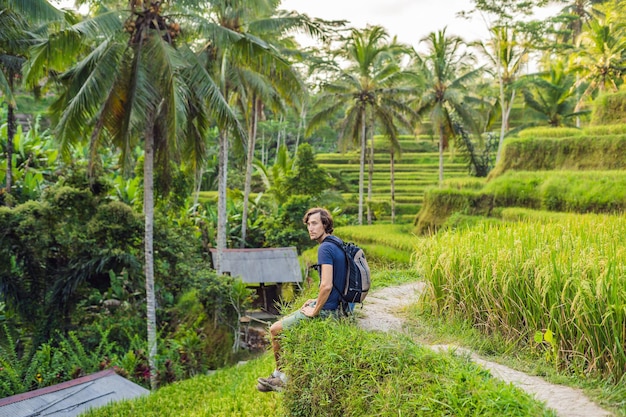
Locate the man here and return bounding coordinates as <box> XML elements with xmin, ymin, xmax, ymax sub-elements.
<box><xmin>257</xmin><ymin>207</ymin><xmax>348</xmax><ymax>392</ymax></box>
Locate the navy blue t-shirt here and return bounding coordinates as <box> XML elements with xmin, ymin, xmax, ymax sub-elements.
<box><xmin>317</xmin><ymin>236</ymin><xmax>348</xmax><ymax>310</ymax></box>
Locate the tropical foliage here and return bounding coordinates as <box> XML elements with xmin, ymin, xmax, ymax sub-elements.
<box><xmin>2</xmin><ymin>0</ymin><xmax>626</xmax><ymax>407</ymax></box>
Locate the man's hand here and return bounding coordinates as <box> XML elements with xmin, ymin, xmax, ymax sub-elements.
<box><xmin>301</xmin><ymin>300</ymin><xmax>317</xmax><ymax>317</ymax></box>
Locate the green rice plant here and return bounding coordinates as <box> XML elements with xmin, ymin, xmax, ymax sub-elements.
<box><xmin>484</xmin><ymin>170</ymin><xmax>626</xmax><ymax>213</ymax></box>
<box><xmin>517</xmin><ymin>126</ymin><xmax>583</xmax><ymax>139</ymax></box>
<box><xmin>281</xmin><ymin>319</ymin><xmax>555</xmax><ymax>417</ymax></box>
<box><xmin>442</xmin><ymin>177</ymin><xmax>488</xmax><ymax>190</ymax></box>
<box><xmin>414</xmin><ymin>188</ymin><xmax>494</xmax><ymax>233</ymax></box>
<box><xmin>591</xmin><ymin>91</ymin><xmax>626</xmax><ymax>125</ymax></box>
<box><xmin>498</xmin><ymin>207</ymin><xmax>570</xmax><ymax>222</ymax></box>
<box><xmin>415</xmin><ymin>213</ymin><xmax>626</xmax><ymax>380</ymax></box>
<box><xmin>482</xmin><ymin>171</ymin><xmax>546</xmax><ymax>208</ymax></box>
<box><xmin>80</xmin><ymin>355</ymin><xmax>284</xmax><ymax>417</ymax></box>
<box><xmin>583</xmin><ymin>124</ymin><xmax>626</xmax><ymax>136</ymax></box>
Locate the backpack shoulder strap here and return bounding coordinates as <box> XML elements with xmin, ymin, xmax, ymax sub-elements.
<box><xmin>321</xmin><ymin>235</ymin><xmax>350</xmax><ymax>303</ymax></box>
<box><xmin>322</xmin><ymin>235</ymin><xmax>344</xmax><ymax>247</ymax></box>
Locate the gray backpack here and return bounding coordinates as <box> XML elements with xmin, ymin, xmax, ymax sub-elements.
<box><xmin>323</xmin><ymin>236</ymin><xmax>371</xmax><ymax>304</ymax></box>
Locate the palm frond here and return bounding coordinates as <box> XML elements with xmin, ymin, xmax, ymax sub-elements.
<box><xmin>53</xmin><ymin>39</ymin><xmax>126</xmax><ymax>158</ymax></box>
<box><xmin>4</xmin><ymin>0</ymin><xmax>63</xmax><ymax>22</ymax></box>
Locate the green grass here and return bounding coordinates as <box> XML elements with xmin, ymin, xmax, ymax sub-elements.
<box><xmin>281</xmin><ymin>320</ymin><xmax>556</xmax><ymax>417</ymax></box>
<box><xmin>81</xmin><ymin>355</ymin><xmax>283</xmax><ymax>417</ymax></box>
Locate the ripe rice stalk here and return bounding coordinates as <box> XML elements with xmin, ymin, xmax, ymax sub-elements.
<box><xmin>415</xmin><ymin>213</ymin><xmax>626</xmax><ymax>379</ymax></box>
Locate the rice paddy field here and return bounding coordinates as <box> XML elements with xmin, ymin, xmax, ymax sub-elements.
<box><xmin>415</xmin><ymin>212</ymin><xmax>626</xmax><ymax>381</ymax></box>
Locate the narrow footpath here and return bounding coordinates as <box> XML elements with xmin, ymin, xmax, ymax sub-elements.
<box><xmin>358</xmin><ymin>282</ymin><xmax>613</xmax><ymax>417</ymax></box>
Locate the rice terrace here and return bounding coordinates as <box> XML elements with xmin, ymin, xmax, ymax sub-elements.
<box><xmin>1</xmin><ymin>0</ymin><xmax>626</xmax><ymax>416</ymax></box>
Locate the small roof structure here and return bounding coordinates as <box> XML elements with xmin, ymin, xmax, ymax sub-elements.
<box><xmin>0</xmin><ymin>369</ymin><xmax>149</xmax><ymax>417</ymax></box>
<box><xmin>210</xmin><ymin>247</ymin><xmax>302</xmax><ymax>284</ymax></box>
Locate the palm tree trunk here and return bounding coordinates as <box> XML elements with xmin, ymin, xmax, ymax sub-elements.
<box><xmin>367</xmin><ymin>122</ymin><xmax>374</xmax><ymax>225</ymax></box>
<box><xmin>496</xmin><ymin>87</ymin><xmax>515</xmax><ymax>163</ymax></box>
<box><xmin>5</xmin><ymin>70</ymin><xmax>15</xmax><ymax>199</ymax></box>
<box><xmin>358</xmin><ymin>110</ymin><xmax>366</xmax><ymax>225</ymax></box>
<box><xmin>216</xmin><ymin>130</ymin><xmax>229</xmax><ymax>274</ymax></box>
<box><xmin>143</xmin><ymin>120</ymin><xmax>157</xmax><ymax>391</ymax></box>
<box><xmin>438</xmin><ymin>124</ymin><xmax>444</xmax><ymax>187</ymax></box>
<box><xmin>390</xmin><ymin>147</ymin><xmax>395</xmax><ymax>224</ymax></box>
<box><xmin>192</xmin><ymin>167</ymin><xmax>203</xmax><ymax>209</ymax></box>
<box><xmin>294</xmin><ymin>106</ymin><xmax>306</xmax><ymax>156</ymax></box>
<box><xmin>274</xmin><ymin>114</ymin><xmax>283</xmax><ymax>164</ymax></box>
<box><xmin>241</xmin><ymin>97</ymin><xmax>259</xmax><ymax>247</ymax></box>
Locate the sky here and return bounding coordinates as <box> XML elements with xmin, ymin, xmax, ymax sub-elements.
<box><xmin>280</xmin><ymin>0</ymin><xmax>562</xmax><ymax>51</ymax></box>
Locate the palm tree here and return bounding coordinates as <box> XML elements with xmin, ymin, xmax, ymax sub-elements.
<box><xmin>476</xmin><ymin>25</ymin><xmax>528</xmax><ymax>162</ymax></box>
<box><xmin>574</xmin><ymin>9</ymin><xmax>626</xmax><ymax>105</ymax></box>
<box><xmin>413</xmin><ymin>28</ymin><xmax>482</xmax><ymax>187</ymax></box>
<box><xmin>556</xmin><ymin>0</ymin><xmax>605</xmax><ymax>44</ymax></box>
<box><xmin>34</xmin><ymin>1</ymin><xmax>238</xmax><ymax>390</ymax></box>
<box><xmin>308</xmin><ymin>25</ymin><xmax>413</xmax><ymax>225</ymax></box>
<box><xmin>520</xmin><ymin>59</ymin><xmax>585</xmax><ymax>127</ymax></box>
<box><xmin>0</xmin><ymin>0</ymin><xmax>62</xmax><ymax>200</ymax></box>
<box><xmin>193</xmin><ymin>0</ymin><xmax>328</xmax><ymax>259</ymax></box>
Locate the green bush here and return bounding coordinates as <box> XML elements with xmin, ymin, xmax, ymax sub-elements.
<box><xmin>413</xmin><ymin>188</ymin><xmax>494</xmax><ymax>234</ymax></box>
<box><xmin>591</xmin><ymin>91</ymin><xmax>626</xmax><ymax>125</ymax></box>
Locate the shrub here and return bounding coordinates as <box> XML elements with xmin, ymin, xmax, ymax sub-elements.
<box><xmin>413</xmin><ymin>188</ymin><xmax>494</xmax><ymax>234</ymax></box>
<box><xmin>591</xmin><ymin>91</ymin><xmax>626</xmax><ymax>125</ymax></box>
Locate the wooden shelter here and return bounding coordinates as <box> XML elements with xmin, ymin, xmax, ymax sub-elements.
<box><xmin>210</xmin><ymin>247</ymin><xmax>303</xmax><ymax>314</ymax></box>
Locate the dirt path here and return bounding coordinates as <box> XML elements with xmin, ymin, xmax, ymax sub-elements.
<box><xmin>357</xmin><ymin>282</ymin><xmax>613</xmax><ymax>417</ymax></box>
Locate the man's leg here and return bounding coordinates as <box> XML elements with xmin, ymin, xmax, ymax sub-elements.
<box><xmin>269</xmin><ymin>319</ymin><xmax>284</xmax><ymax>370</ymax></box>
<box><xmin>257</xmin><ymin>311</ymin><xmax>306</xmax><ymax>392</ymax></box>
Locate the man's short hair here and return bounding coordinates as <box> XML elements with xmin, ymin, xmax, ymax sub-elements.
<box><xmin>303</xmin><ymin>207</ymin><xmax>334</xmax><ymax>234</ymax></box>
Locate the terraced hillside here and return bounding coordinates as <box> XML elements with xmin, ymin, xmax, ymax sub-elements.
<box><xmin>414</xmin><ymin>125</ymin><xmax>626</xmax><ymax>232</ymax></box>
<box><xmin>316</xmin><ymin>135</ymin><xmax>469</xmax><ymax>223</ymax></box>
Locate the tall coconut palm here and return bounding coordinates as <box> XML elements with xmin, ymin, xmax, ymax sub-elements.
<box><xmin>0</xmin><ymin>0</ymin><xmax>62</xmax><ymax>199</ymax></box>
<box><xmin>556</xmin><ymin>0</ymin><xmax>605</xmax><ymax>44</ymax></box>
<box><xmin>34</xmin><ymin>1</ymin><xmax>239</xmax><ymax>390</ymax></box>
<box><xmin>413</xmin><ymin>28</ymin><xmax>482</xmax><ymax>187</ymax></box>
<box><xmin>308</xmin><ymin>25</ymin><xmax>413</xmax><ymax>225</ymax></box>
<box><xmin>574</xmin><ymin>9</ymin><xmax>626</xmax><ymax>104</ymax></box>
<box><xmin>476</xmin><ymin>25</ymin><xmax>528</xmax><ymax>162</ymax></box>
<box><xmin>193</xmin><ymin>0</ymin><xmax>328</xmax><ymax>259</ymax></box>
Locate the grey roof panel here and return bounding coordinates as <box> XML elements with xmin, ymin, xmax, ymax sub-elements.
<box><xmin>0</xmin><ymin>369</ymin><xmax>149</xmax><ymax>417</ymax></box>
<box><xmin>211</xmin><ymin>247</ymin><xmax>303</xmax><ymax>283</ymax></box>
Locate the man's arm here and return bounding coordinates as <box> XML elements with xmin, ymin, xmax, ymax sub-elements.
<box><xmin>301</xmin><ymin>264</ymin><xmax>333</xmax><ymax>317</ymax></box>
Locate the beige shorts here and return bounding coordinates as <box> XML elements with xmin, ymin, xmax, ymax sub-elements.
<box><xmin>281</xmin><ymin>302</ymin><xmax>340</xmax><ymax>330</ymax></box>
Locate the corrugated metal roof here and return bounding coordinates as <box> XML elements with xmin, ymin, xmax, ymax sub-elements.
<box><xmin>210</xmin><ymin>247</ymin><xmax>303</xmax><ymax>283</ymax></box>
<box><xmin>0</xmin><ymin>369</ymin><xmax>149</xmax><ymax>417</ymax></box>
